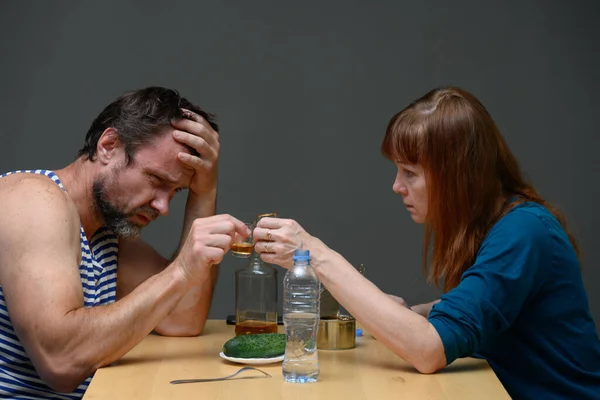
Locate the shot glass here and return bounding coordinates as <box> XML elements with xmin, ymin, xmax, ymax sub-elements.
<box><xmin>230</xmin><ymin>222</ymin><xmax>254</xmax><ymax>258</ymax></box>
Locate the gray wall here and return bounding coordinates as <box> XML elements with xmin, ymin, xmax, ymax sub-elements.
<box><xmin>1</xmin><ymin>1</ymin><xmax>598</xmax><ymax>330</ymax></box>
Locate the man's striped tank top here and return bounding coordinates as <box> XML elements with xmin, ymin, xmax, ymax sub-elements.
<box><xmin>0</xmin><ymin>170</ymin><xmax>118</xmax><ymax>399</ymax></box>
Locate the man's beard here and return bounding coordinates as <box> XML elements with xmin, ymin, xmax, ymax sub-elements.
<box><xmin>92</xmin><ymin>175</ymin><xmax>159</xmax><ymax>238</ymax></box>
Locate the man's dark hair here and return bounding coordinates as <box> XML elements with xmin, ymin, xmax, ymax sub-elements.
<box><xmin>77</xmin><ymin>86</ymin><xmax>218</xmax><ymax>163</ymax></box>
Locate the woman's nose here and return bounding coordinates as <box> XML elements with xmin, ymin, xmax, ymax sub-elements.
<box><xmin>392</xmin><ymin>175</ymin><xmax>408</xmax><ymax>196</ymax></box>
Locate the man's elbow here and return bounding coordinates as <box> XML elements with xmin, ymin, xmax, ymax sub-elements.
<box><xmin>43</xmin><ymin>375</ymin><xmax>83</xmax><ymax>394</ymax></box>
<box><xmin>156</xmin><ymin>327</ymin><xmax>203</xmax><ymax>337</ymax></box>
<box><xmin>38</xmin><ymin>358</ymin><xmax>92</xmax><ymax>394</ymax></box>
<box><xmin>154</xmin><ymin>320</ymin><xmax>205</xmax><ymax>337</ymax></box>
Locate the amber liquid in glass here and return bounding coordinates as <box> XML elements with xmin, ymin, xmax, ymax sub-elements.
<box><xmin>235</xmin><ymin>320</ymin><xmax>278</xmax><ymax>335</ymax></box>
<box><xmin>231</xmin><ymin>242</ymin><xmax>253</xmax><ymax>257</ymax></box>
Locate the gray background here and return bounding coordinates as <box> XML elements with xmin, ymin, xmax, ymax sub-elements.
<box><xmin>1</xmin><ymin>1</ymin><xmax>598</xmax><ymax>331</ymax></box>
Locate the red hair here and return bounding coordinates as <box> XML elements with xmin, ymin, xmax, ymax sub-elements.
<box><xmin>382</xmin><ymin>87</ymin><xmax>579</xmax><ymax>292</ymax></box>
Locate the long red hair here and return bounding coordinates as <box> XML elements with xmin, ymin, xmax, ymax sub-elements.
<box><xmin>381</xmin><ymin>87</ymin><xmax>579</xmax><ymax>292</ymax></box>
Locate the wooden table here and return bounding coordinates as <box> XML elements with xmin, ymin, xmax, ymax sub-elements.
<box><xmin>83</xmin><ymin>320</ymin><xmax>509</xmax><ymax>399</ymax></box>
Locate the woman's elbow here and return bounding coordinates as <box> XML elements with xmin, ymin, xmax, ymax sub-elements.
<box><xmin>403</xmin><ymin>339</ymin><xmax>447</xmax><ymax>374</ymax></box>
<box><xmin>413</xmin><ymin>355</ymin><xmax>446</xmax><ymax>374</ymax></box>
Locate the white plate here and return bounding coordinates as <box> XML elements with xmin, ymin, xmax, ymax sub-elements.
<box><xmin>219</xmin><ymin>352</ymin><xmax>284</xmax><ymax>365</ymax></box>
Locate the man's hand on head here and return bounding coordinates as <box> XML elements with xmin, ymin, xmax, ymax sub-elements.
<box><xmin>171</xmin><ymin>109</ymin><xmax>219</xmax><ymax>196</ymax></box>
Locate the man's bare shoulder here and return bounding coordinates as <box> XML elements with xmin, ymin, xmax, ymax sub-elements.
<box><xmin>0</xmin><ymin>173</ymin><xmax>80</xmax><ymax>231</ymax></box>
<box><xmin>1</xmin><ymin>172</ymin><xmax>64</xmax><ymax>193</ymax></box>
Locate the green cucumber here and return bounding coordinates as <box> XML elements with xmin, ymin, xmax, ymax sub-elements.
<box><xmin>223</xmin><ymin>333</ymin><xmax>286</xmax><ymax>358</ymax></box>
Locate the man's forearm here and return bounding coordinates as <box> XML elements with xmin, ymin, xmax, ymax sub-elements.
<box><xmin>158</xmin><ymin>189</ymin><xmax>218</xmax><ymax>336</ymax></box>
<box><xmin>176</xmin><ymin>189</ymin><xmax>217</xmax><ymax>257</ymax></box>
<box><xmin>154</xmin><ymin>265</ymin><xmax>218</xmax><ymax>336</ymax></box>
<box><xmin>29</xmin><ymin>264</ymin><xmax>192</xmax><ymax>392</ymax></box>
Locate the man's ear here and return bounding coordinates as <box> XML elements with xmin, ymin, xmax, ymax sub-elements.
<box><xmin>96</xmin><ymin>128</ymin><xmax>122</xmax><ymax>165</ymax></box>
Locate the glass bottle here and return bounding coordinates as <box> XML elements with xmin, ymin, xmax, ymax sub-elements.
<box><xmin>234</xmin><ymin>251</ymin><xmax>278</xmax><ymax>335</ymax></box>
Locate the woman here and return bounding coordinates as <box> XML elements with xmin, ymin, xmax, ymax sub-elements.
<box><xmin>253</xmin><ymin>87</ymin><xmax>600</xmax><ymax>399</ymax></box>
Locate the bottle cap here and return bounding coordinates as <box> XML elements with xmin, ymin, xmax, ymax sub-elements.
<box><xmin>356</xmin><ymin>329</ymin><xmax>363</xmax><ymax>337</ymax></box>
<box><xmin>293</xmin><ymin>249</ymin><xmax>310</xmax><ymax>261</ymax></box>
<box><xmin>256</xmin><ymin>212</ymin><xmax>278</xmax><ymax>220</ymax></box>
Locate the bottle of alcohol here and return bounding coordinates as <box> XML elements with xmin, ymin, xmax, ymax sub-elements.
<box><xmin>235</xmin><ymin>252</ymin><xmax>278</xmax><ymax>335</ymax></box>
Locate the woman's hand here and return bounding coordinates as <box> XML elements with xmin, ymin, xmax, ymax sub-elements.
<box><xmin>252</xmin><ymin>217</ymin><xmax>317</xmax><ymax>269</ymax></box>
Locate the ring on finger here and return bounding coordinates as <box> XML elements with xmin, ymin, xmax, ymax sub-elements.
<box><xmin>264</xmin><ymin>242</ymin><xmax>270</xmax><ymax>253</ymax></box>
<box><xmin>266</xmin><ymin>230</ymin><xmax>272</xmax><ymax>240</ymax></box>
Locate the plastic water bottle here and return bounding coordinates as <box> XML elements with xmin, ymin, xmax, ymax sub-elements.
<box><xmin>282</xmin><ymin>249</ymin><xmax>321</xmax><ymax>383</ymax></box>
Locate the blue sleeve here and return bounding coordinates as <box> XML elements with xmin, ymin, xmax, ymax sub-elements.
<box><xmin>428</xmin><ymin>209</ymin><xmax>552</xmax><ymax>364</ymax></box>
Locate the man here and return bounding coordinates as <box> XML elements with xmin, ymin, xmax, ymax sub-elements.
<box><xmin>0</xmin><ymin>87</ymin><xmax>249</xmax><ymax>398</ymax></box>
